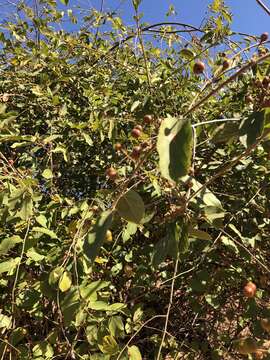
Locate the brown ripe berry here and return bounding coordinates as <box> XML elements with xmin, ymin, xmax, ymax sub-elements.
<box><xmin>193</xmin><ymin>60</ymin><xmax>205</xmax><ymax>75</ymax></box>
<box><xmin>8</xmin><ymin>159</ymin><xmax>14</xmax><ymax>165</ymax></box>
<box><xmin>106</xmin><ymin>167</ymin><xmax>117</xmax><ymax>179</ymax></box>
<box><xmin>243</xmin><ymin>281</ymin><xmax>257</xmax><ymax>298</ymax></box>
<box><xmin>260</xmin><ymin>32</ymin><xmax>269</xmax><ymax>43</ymax></box>
<box><xmin>131</xmin><ymin>145</ymin><xmax>141</xmax><ymax>159</ymax></box>
<box><xmin>131</xmin><ymin>128</ymin><xmax>141</xmax><ymax>138</ymax></box>
<box><xmin>114</xmin><ymin>142</ymin><xmax>122</xmax><ymax>151</ymax></box>
<box><xmin>262</xmin><ymin>76</ymin><xmax>270</xmax><ymax>88</ymax></box>
<box><xmin>143</xmin><ymin>114</ymin><xmax>153</xmax><ymax>124</ymax></box>
<box><xmin>245</xmin><ymin>95</ymin><xmax>253</xmax><ymax>104</ymax></box>
<box><xmin>134</xmin><ymin>124</ymin><xmax>143</xmax><ymax>131</ymax></box>
<box><xmin>222</xmin><ymin>59</ymin><xmax>230</xmax><ymax>70</ymax></box>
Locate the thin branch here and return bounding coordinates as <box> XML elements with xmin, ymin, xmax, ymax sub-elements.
<box><xmin>116</xmin><ymin>315</ymin><xmax>166</xmax><ymax>360</ymax></box>
<box><xmin>11</xmin><ymin>220</ymin><xmax>30</xmax><ymax>328</ymax></box>
<box><xmin>184</xmin><ymin>51</ymin><xmax>270</xmax><ymax>117</ymax></box>
<box><xmin>255</xmin><ymin>0</ymin><xmax>270</xmax><ymax>15</ymax></box>
<box><xmin>192</xmin><ymin>118</ymin><xmax>242</xmax><ymax>127</ymax></box>
<box><xmin>156</xmin><ymin>259</ymin><xmax>179</xmax><ymax>360</ymax></box>
<box><xmin>220</xmin><ymin>229</ymin><xmax>270</xmax><ymax>274</ymax></box>
<box><xmin>187</xmin><ymin>128</ymin><xmax>270</xmax><ymax>204</ymax></box>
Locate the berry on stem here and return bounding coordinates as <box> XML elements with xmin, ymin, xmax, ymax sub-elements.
<box><xmin>134</xmin><ymin>124</ymin><xmax>143</xmax><ymax>131</ymax></box>
<box><xmin>114</xmin><ymin>143</ymin><xmax>122</xmax><ymax>151</ymax></box>
<box><xmin>143</xmin><ymin>114</ymin><xmax>153</xmax><ymax>124</ymax></box>
<box><xmin>106</xmin><ymin>167</ymin><xmax>117</xmax><ymax>179</ymax></box>
<box><xmin>260</xmin><ymin>32</ymin><xmax>268</xmax><ymax>43</ymax></box>
<box><xmin>243</xmin><ymin>281</ymin><xmax>257</xmax><ymax>298</ymax></box>
<box><xmin>131</xmin><ymin>128</ymin><xmax>141</xmax><ymax>138</ymax></box>
<box><xmin>193</xmin><ymin>61</ymin><xmax>205</xmax><ymax>75</ymax></box>
<box><xmin>131</xmin><ymin>145</ymin><xmax>141</xmax><ymax>159</ymax></box>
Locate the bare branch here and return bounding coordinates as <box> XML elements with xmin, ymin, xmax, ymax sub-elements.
<box><xmin>255</xmin><ymin>0</ymin><xmax>270</xmax><ymax>16</ymax></box>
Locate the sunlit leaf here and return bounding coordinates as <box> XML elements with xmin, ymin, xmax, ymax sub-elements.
<box><xmin>157</xmin><ymin>115</ymin><xmax>192</xmax><ymax>182</ymax></box>
<box><xmin>59</xmin><ymin>271</ymin><xmax>72</xmax><ymax>292</ymax></box>
<box><xmin>83</xmin><ymin>211</ymin><xmax>113</xmax><ymax>261</ymax></box>
<box><xmin>116</xmin><ymin>191</ymin><xmax>145</xmax><ymax>224</ymax></box>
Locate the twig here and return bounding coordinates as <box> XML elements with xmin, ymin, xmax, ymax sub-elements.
<box><xmin>116</xmin><ymin>315</ymin><xmax>166</xmax><ymax>360</ymax></box>
<box><xmin>220</xmin><ymin>229</ymin><xmax>270</xmax><ymax>274</ymax></box>
<box><xmin>11</xmin><ymin>220</ymin><xmax>30</xmax><ymax>328</ymax></box>
<box><xmin>156</xmin><ymin>259</ymin><xmax>179</xmax><ymax>360</ymax></box>
<box><xmin>187</xmin><ymin>128</ymin><xmax>270</xmax><ymax>204</ymax></box>
<box><xmin>184</xmin><ymin>51</ymin><xmax>270</xmax><ymax>117</ymax></box>
<box><xmin>192</xmin><ymin>118</ymin><xmax>242</xmax><ymax>128</ymax></box>
<box><xmin>255</xmin><ymin>0</ymin><xmax>270</xmax><ymax>15</ymax></box>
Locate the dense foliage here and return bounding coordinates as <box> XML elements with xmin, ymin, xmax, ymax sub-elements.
<box><xmin>0</xmin><ymin>0</ymin><xmax>270</xmax><ymax>359</ymax></box>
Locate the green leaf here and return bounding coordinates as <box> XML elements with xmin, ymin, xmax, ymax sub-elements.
<box><xmin>191</xmin><ymin>179</ymin><xmax>223</xmax><ymax>209</ymax></box>
<box><xmin>116</xmin><ymin>190</ymin><xmax>145</xmax><ymax>224</ymax></box>
<box><xmin>128</xmin><ymin>345</ymin><xmax>142</xmax><ymax>360</ymax></box>
<box><xmin>32</xmin><ymin>227</ymin><xmax>58</xmax><ymax>239</ymax></box>
<box><xmin>239</xmin><ymin>111</ymin><xmax>265</xmax><ymax>147</ymax></box>
<box><xmin>0</xmin><ymin>235</ymin><xmax>22</xmax><ymax>255</ymax></box>
<box><xmin>131</xmin><ymin>100</ymin><xmax>141</xmax><ymax>112</ymax></box>
<box><xmin>88</xmin><ymin>301</ymin><xmax>126</xmax><ymax>312</ymax></box>
<box><xmin>188</xmin><ymin>227</ymin><xmax>212</xmax><ymax>241</ymax></box>
<box><xmin>26</xmin><ymin>248</ymin><xmax>45</xmax><ymax>262</ymax></box>
<box><xmin>179</xmin><ymin>48</ymin><xmax>194</xmax><ymax>59</ymax></box>
<box><xmin>83</xmin><ymin>211</ymin><xmax>113</xmax><ymax>262</ymax></box>
<box><xmin>109</xmin><ymin>316</ymin><xmax>124</xmax><ymax>337</ymax></box>
<box><xmin>49</xmin><ymin>267</ymin><xmax>64</xmax><ymax>285</ymax></box>
<box><xmin>59</xmin><ymin>271</ymin><xmax>72</xmax><ymax>292</ymax></box>
<box><xmin>157</xmin><ymin>116</ymin><xmax>193</xmax><ymax>182</ymax></box>
<box><xmin>60</xmin><ymin>0</ymin><xmax>69</xmax><ymax>4</ymax></box>
<box><xmin>0</xmin><ymin>258</ymin><xmax>20</xmax><ymax>275</ymax></box>
<box><xmin>98</xmin><ymin>335</ymin><xmax>119</xmax><ymax>355</ymax></box>
<box><xmin>152</xmin><ymin>222</ymin><xmax>179</xmax><ymax>267</ymax></box>
<box><xmin>80</xmin><ymin>280</ymin><xmax>110</xmax><ymax>300</ymax></box>
<box><xmin>179</xmin><ymin>220</ymin><xmax>189</xmax><ymax>254</ymax></box>
<box><xmin>18</xmin><ymin>194</ymin><xmax>33</xmax><ymax>221</ymax></box>
<box><xmin>36</xmin><ymin>214</ymin><xmax>47</xmax><ymax>228</ymax></box>
<box><xmin>122</xmin><ymin>222</ymin><xmax>138</xmax><ymax>242</ymax></box>
<box><xmin>42</xmin><ymin>169</ymin><xmax>53</xmax><ymax>179</ymax></box>
<box><xmin>32</xmin><ymin>341</ymin><xmax>54</xmax><ymax>358</ymax></box>
<box><xmin>0</xmin><ymin>313</ymin><xmax>12</xmax><ymax>329</ymax></box>
<box><xmin>82</xmin><ymin>133</ymin><xmax>93</xmax><ymax>146</ymax></box>
<box><xmin>212</xmin><ymin>121</ymin><xmax>240</xmax><ymax>143</ymax></box>
<box><xmin>132</xmin><ymin>0</ymin><xmax>142</xmax><ymax>11</ymax></box>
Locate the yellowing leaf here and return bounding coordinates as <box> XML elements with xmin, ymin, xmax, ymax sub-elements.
<box><xmin>42</xmin><ymin>169</ymin><xmax>53</xmax><ymax>179</ymax></box>
<box><xmin>128</xmin><ymin>345</ymin><xmax>142</xmax><ymax>360</ymax></box>
<box><xmin>59</xmin><ymin>271</ymin><xmax>72</xmax><ymax>292</ymax></box>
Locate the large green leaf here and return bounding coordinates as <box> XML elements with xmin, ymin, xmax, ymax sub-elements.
<box><xmin>83</xmin><ymin>211</ymin><xmax>113</xmax><ymax>262</ymax></box>
<box><xmin>157</xmin><ymin>116</ymin><xmax>192</xmax><ymax>182</ymax></box>
<box><xmin>116</xmin><ymin>191</ymin><xmax>145</xmax><ymax>224</ymax></box>
<box><xmin>239</xmin><ymin>111</ymin><xmax>265</xmax><ymax>147</ymax></box>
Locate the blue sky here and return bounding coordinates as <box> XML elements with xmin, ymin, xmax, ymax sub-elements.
<box><xmin>70</xmin><ymin>0</ymin><xmax>269</xmax><ymax>36</ymax></box>
<box><xmin>0</xmin><ymin>0</ymin><xmax>269</xmax><ymax>37</ymax></box>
